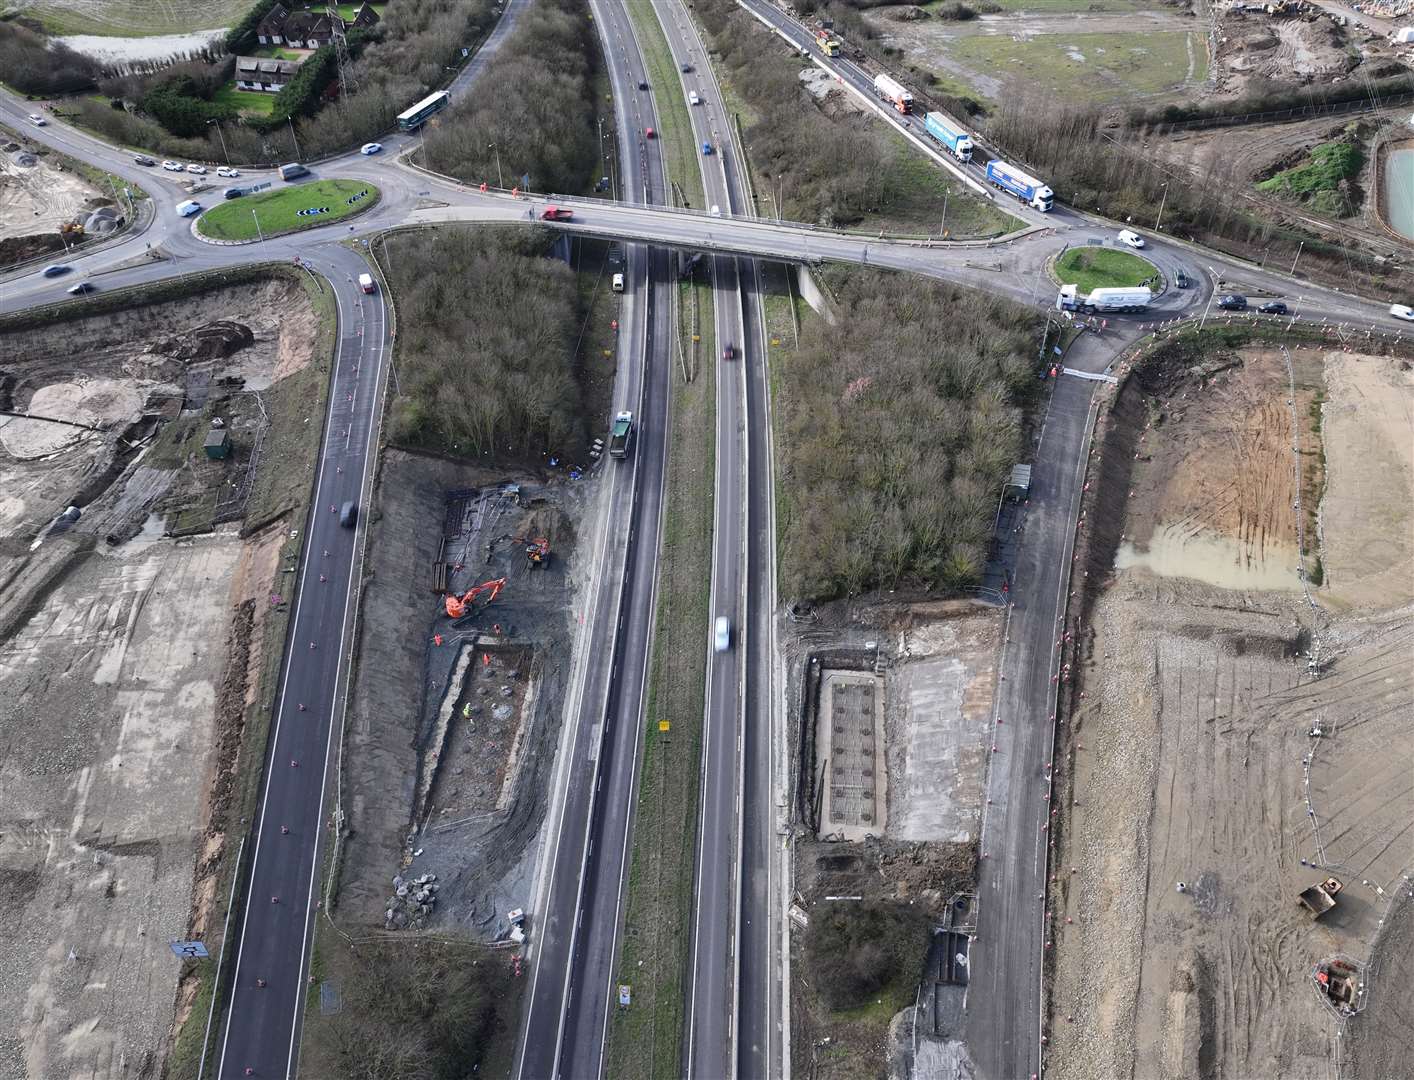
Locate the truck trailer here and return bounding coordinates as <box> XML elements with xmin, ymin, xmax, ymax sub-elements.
<box><xmin>984</xmin><ymin>159</ymin><xmax>1053</xmax><ymax>212</ymax></box>
<box><xmin>1056</xmin><ymin>284</ymin><xmax>1152</xmax><ymax>314</ymax></box>
<box><xmin>923</xmin><ymin>112</ymin><xmax>973</xmax><ymax>162</ymax></box>
<box><xmin>872</xmin><ymin>73</ymin><xmax>914</xmax><ymax>114</ymax></box>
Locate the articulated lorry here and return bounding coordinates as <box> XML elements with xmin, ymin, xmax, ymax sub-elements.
<box><xmin>923</xmin><ymin>112</ymin><xmax>973</xmax><ymax>162</ymax></box>
<box><xmin>1056</xmin><ymin>284</ymin><xmax>1152</xmax><ymax>314</ymax></box>
<box><xmin>872</xmin><ymin>73</ymin><xmax>914</xmax><ymax>114</ymax></box>
<box><xmin>985</xmin><ymin>159</ymin><xmax>1054</xmax><ymax>212</ymax></box>
<box><xmin>608</xmin><ymin>411</ymin><xmax>635</xmax><ymax>459</ymax></box>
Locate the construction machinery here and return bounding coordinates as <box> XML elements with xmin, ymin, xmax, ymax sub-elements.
<box><xmin>445</xmin><ymin>577</ymin><xmax>506</xmax><ymax>619</ymax></box>
<box><xmin>487</xmin><ymin>533</ymin><xmax>551</xmax><ymax>568</ymax></box>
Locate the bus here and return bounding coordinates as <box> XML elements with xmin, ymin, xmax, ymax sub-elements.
<box><xmin>397</xmin><ymin>90</ymin><xmax>450</xmax><ymax>131</ymax></box>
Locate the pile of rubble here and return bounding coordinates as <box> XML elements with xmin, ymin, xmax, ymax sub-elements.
<box><xmin>384</xmin><ymin>871</ymin><xmax>439</xmax><ymax>930</ymax></box>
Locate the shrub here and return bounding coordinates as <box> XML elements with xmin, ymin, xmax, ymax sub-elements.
<box><xmin>0</xmin><ymin>22</ymin><xmax>99</xmax><ymax>96</ymax></box>
<box><xmin>269</xmin><ymin>44</ymin><xmax>336</xmax><ymax>123</ymax></box>
<box><xmin>804</xmin><ymin>902</ymin><xmax>934</xmax><ymax>1011</ymax></box>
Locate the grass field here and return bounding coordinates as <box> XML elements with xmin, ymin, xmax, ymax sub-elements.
<box><xmin>212</xmin><ymin>84</ymin><xmax>278</xmax><ymax>116</ymax></box>
<box><xmin>2</xmin><ymin>0</ymin><xmax>247</xmax><ymax>35</ymax></box>
<box><xmin>197</xmin><ymin>179</ymin><xmax>380</xmax><ymax>241</ymax></box>
<box><xmin>950</xmin><ymin>30</ymin><xmax>1205</xmax><ymax>103</ymax></box>
<box><xmin>1054</xmin><ymin>246</ymin><xmax>1156</xmax><ymax>292</ymax></box>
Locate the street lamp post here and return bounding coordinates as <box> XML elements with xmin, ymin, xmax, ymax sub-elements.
<box><xmin>1199</xmin><ymin>265</ymin><xmax>1219</xmax><ymax>331</ymax></box>
<box><xmin>1154</xmin><ymin>181</ymin><xmax>1168</xmax><ymax>232</ymax></box>
<box><xmin>940</xmin><ymin>188</ymin><xmax>949</xmax><ymax>239</ymax></box>
<box><xmin>1290</xmin><ymin>240</ymin><xmax>1305</xmax><ymax>277</ymax></box>
<box><xmin>207</xmin><ymin>118</ymin><xmax>230</xmax><ymax>165</ymax></box>
<box><xmin>251</xmin><ymin>208</ymin><xmax>264</xmax><ymax>243</ymax></box>
<box><xmin>488</xmin><ymin>142</ymin><xmax>503</xmax><ymax>189</ymax></box>
<box><xmin>286</xmin><ymin>115</ymin><xmax>302</xmax><ymax>161</ymax></box>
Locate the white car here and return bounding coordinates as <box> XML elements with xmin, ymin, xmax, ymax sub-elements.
<box><xmin>186</xmin><ymin>163</ymin><xmax>207</xmax><ymax>174</ymax></box>
<box><xmin>176</xmin><ymin>199</ymin><xmax>201</xmax><ymax>217</ymax></box>
<box><xmin>1117</xmin><ymin>229</ymin><xmax>1146</xmax><ymax>249</ymax></box>
<box><xmin>216</xmin><ymin>166</ymin><xmax>239</xmax><ymax>178</ymax></box>
<box><xmin>162</xmin><ymin>160</ymin><xmax>184</xmax><ymax>172</ymax></box>
<box><xmin>360</xmin><ymin>142</ymin><xmax>383</xmax><ymax>155</ymax></box>
<box><xmin>28</xmin><ymin>113</ymin><xmax>46</xmax><ymax>126</ymax></box>
<box><xmin>1390</xmin><ymin>304</ymin><xmax>1414</xmax><ymax>322</ymax></box>
<box><xmin>713</xmin><ymin>616</ymin><xmax>732</xmax><ymax>653</ymax></box>
<box><xmin>688</xmin><ymin>91</ymin><xmax>700</xmax><ymax>106</ymax></box>
<box><xmin>709</xmin><ymin>204</ymin><xmax>721</xmax><ymax>217</ymax></box>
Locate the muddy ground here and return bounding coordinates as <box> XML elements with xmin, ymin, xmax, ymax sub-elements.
<box><xmin>0</xmin><ymin>277</ymin><xmax>321</xmax><ymax>1080</ymax></box>
<box><xmin>1046</xmin><ymin>343</ymin><xmax>1414</xmax><ymax>1080</ymax></box>
<box><xmin>1</xmin><ymin>127</ymin><xmax>119</xmax><ymax>266</ymax></box>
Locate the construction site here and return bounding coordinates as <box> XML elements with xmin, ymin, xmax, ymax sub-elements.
<box><xmin>0</xmin><ymin>272</ymin><xmax>328</xmax><ymax>1080</ymax></box>
<box><xmin>1046</xmin><ymin>337</ymin><xmax>1414</xmax><ymax>1079</ymax></box>
<box><xmin>1</xmin><ymin>124</ymin><xmax>128</xmax><ymax>267</ymax></box>
<box><xmin>785</xmin><ymin>601</ymin><xmax>997</xmax><ymax>1078</ymax></box>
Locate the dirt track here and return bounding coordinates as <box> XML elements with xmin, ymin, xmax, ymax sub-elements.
<box><xmin>1046</xmin><ymin>344</ymin><xmax>1414</xmax><ymax>1079</ymax></box>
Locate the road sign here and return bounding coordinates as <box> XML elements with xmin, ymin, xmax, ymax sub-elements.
<box><xmin>618</xmin><ymin>984</ymin><xmax>632</xmax><ymax>1006</ymax></box>
<box><xmin>169</xmin><ymin>940</ymin><xmax>209</xmax><ymax>959</ymax></box>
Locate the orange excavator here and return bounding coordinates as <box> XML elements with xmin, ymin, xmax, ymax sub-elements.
<box><xmin>445</xmin><ymin>577</ymin><xmax>506</xmax><ymax>619</ymax></box>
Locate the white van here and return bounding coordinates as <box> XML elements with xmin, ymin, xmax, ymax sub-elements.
<box><xmin>176</xmin><ymin>200</ymin><xmax>201</xmax><ymax>217</ymax></box>
<box><xmin>1116</xmin><ymin>228</ymin><xmax>1145</xmax><ymax>249</ymax></box>
<box><xmin>611</xmin><ymin>272</ymin><xmax>624</xmax><ymax>293</ymax></box>
<box><xmin>689</xmin><ymin>91</ymin><xmax>701</xmax><ymax>106</ymax></box>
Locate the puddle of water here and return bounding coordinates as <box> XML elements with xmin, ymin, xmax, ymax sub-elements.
<box><xmin>58</xmin><ymin>29</ymin><xmax>225</xmax><ymax>63</ymax></box>
<box><xmin>1386</xmin><ymin>147</ymin><xmax>1414</xmax><ymax>242</ymax></box>
<box><xmin>1115</xmin><ymin>521</ymin><xmax>1303</xmax><ymax>592</ymax></box>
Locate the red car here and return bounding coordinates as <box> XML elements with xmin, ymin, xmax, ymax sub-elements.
<box><xmin>541</xmin><ymin>206</ymin><xmax>574</xmax><ymax>221</ymax></box>
<box><xmin>645</xmin><ymin>127</ymin><xmax>656</xmax><ymax>139</ymax></box>
<box><xmin>723</xmin><ymin>343</ymin><xmax>735</xmax><ymax>361</ymax></box>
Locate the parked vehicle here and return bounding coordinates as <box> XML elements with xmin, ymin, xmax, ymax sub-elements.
<box><xmin>1116</xmin><ymin>229</ymin><xmax>1145</xmax><ymax>249</ymax></box>
<box><xmin>1056</xmin><ymin>284</ymin><xmax>1151</xmax><ymax>314</ymax></box>
<box><xmin>1258</xmin><ymin>301</ymin><xmax>1288</xmax><ymax>315</ymax></box>
<box><xmin>872</xmin><ymin>73</ymin><xmax>914</xmax><ymax>114</ymax></box>
<box><xmin>134</xmin><ymin>155</ymin><xmax>156</xmax><ymax>166</ymax></box>
<box><xmin>714</xmin><ymin>616</ymin><xmax>731</xmax><ymax>652</ymax></box>
<box><xmin>185</xmin><ymin>163</ymin><xmax>207</xmax><ymax>174</ymax></box>
<box><xmin>922</xmin><ymin>112</ymin><xmax>973</xmax><ymax>163</ymax></box>
<box><xmin>1218</xmin><ymin>294</ymin><xmax>1248</xmax><ymax>310</ymax></box>
<box><xmin>984</xmin><ymin>160</ymin><xmax>1054</xmax><ymax>212</ymax></box>
<box><xmin>176</xmin><ymin>199</ymin><xmax>202</xmax><ymax>217</ymax></box>
<box><xmin>67</xmin><ymin>281</ymin><xmax>96</xmax><ymax>295</ymax></box>
<box><xmin>541</xmin><ymin>205</ymin><xmax>574</xmax><ymax>221</ymax></box>
<box><xmin>42</xmin><ymin>264</ymin><xmax>71</xmax><ymax>278</ymax></box>
<box><xmin>1173</xmin><ymin>268</ymin><xmax>1191</xmax><ymax>289</ymax></box>
<box><xmin>278</xmin><ymin>162</ymin><xmax>309</xmax><ymax>181</ymax></box>
<box><xmin>609</xmin><ymin>411</ymin><xmax>635</xmax><ymax>459</ymax></box>
<box><xmin>358</xmin><ymin>273</ymin><xmax>376</xmax><ymax>293</ymax></box>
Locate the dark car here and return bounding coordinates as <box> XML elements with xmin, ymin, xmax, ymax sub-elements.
<box><xmin>1173</xmin><ymin>269</ymin><xmax>1190</xmax><ymax>289</ymax></box>
<box><xmin>340</xmin><ymin>501</ymin><xmax>358</xmax><ymax>528</ymax></box>
<box><xmin>133</xmin><ymin>154</ymin><xmax>156</xmax><ymax>166</ymax></box>
<box><xmin>638</xmin><ymin>80</ymin><xmax>649</xmax><ymax>90</ymax></box>
<box><xmin>1218</xmin><ymin>294</ymin><xmax>1247</xmax><ymax>311</ymax></box>
<box><xmin>67</xmin><ymin>281</ymin><xmax>97</xmax><ymax>295</ymax></box>
<box><xmin>723</xmin><ymin>343</ymin><xmax>735</xmax><ymax>361</ymax></box>
<box><xmin>680</xmin><ymin>62</ymin><xmax>693</xmax><ymax>73</ymax></box>
<box><xmin>42</xmin><ymin>263</ymin><xmax>71</xmax><ymax>278</ymax></box>
<box><xmin>1258</xmin><ymin>301</ymin><xmax>1288</xmax><ymax>315</ymax></box>
<box><xmin>223</xmin><ymin>186</ymin><xmax>244</xmax><ymax>199</ymax></box>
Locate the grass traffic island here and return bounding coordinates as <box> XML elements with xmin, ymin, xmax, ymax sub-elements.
<box><xmin>1054</xmin><ymin>246</ymin><xmax>1157</xmax><ymax>294</ymax></box>
<box><xmin>196</xmin><ymin>179</ymin><xmax>380</xmax><ymax>242</ymax></box>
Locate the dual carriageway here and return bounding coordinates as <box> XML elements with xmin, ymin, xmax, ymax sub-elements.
<box><xmin>1</xmin><ymin>2</ymin><xmax>1403</xmax><ymax>1077</ymax></box>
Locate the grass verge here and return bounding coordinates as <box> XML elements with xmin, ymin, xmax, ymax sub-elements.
<box><xmin>604</xmin><ymin>267</ymin><xmax>716</xmax><ymax>1079</ymax></box>
<box><xmin>1054</xmin><ymin>246</ymin><xmax>1156</xmax><ymax>293</ymax></box>
<box><xmin>197</xmin><ymin>179</ymin><xmax>380</xmax><ymax>242</ymax></box>
<box><xmin>212</xmin><ymin>83</ymin><xmax>278</xmax><ymax>116</ymax></box>
<box><xmin>625</xmin><ymin>0</ymin><xmax>705</xmax><ymax>210</ymax></box>
<box><xmin>1256</xmin><ymin>140</ymin><xmax>1363</xmax><ymax>219</ymax></box>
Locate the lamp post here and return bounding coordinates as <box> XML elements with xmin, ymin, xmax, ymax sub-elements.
<box><xmin>1154</xmin><ymin>181</ymin><xmax>1168</xmax><ymax>232</ymax></box>
<box><xmin>1290</xmin><ymin>240</ymin><xmax>1305</xmax><ymax>277</ymax></box>
<box><xmin>1199</xmin><ymin>265</ymin><xmax>1219</xmax><ymax>331</ymax></box>
<box><xmin>251</xmin><ymin>208</ymin><xmax>264</xmax><ymax>243</ymax></box>
<box><xmin>286</xmin><ymin>114</ymin><xmax>302</xmax><ymax>161</ymax></box>
<box><xmin>207</xmin><ymin>118</ymin><xmax>230</xmax><ymax>165</ymax></box>
<box><xmin>488</xmin><ymin>142</ymin><xmax>503</xmax><ymax>189</ymax></box>
<box><xmin>940</xmin><ymin>187</ymin><xmax>949</xmax><ymax>239</ymax></box>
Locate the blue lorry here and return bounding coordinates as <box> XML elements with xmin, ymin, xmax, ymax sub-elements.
<box><xmin>984</xmin><ymin>159</ymin><xmax>1054</xmax><ymax>212</ymax></box>
<box><xmin>923</xmin><ymin>112</ymin><xmax>973</xmax><ymax>163</ymax></box>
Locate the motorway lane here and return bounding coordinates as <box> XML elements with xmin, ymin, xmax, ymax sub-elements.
<box><xmin>213</xmin><ymin>246</ymin><xmax>389</xmax><ymax>1079</ymax></box>
<box><xmin>514</xmin><ymin>2</ymin><xmax>676</xmax><ymax>1075</ymax></box>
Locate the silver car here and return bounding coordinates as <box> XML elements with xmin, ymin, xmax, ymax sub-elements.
<box><xmin>714</xmin><ymin>616</ymin><xmax>731</xmax><ymax>653</ymax></box>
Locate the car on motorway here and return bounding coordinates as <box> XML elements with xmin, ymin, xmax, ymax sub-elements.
<box><xmin>680</xmin><ymin>62</ymin><xmax>693</xmax><ymax>73</ymax></box>
<box><xmin>644</xmin><ymin>126</ymin><xmax>655</xmax><ymax>139</ymax></box>
<box><xmin>709</xmin><ymin>204</ymin><xmax>721</xmax><ymax>216</ymax></box>
<box><xmin>541</xmin><ymin>205</ymin><xmax>574</xmax><ymax>221</ymax></box>
<box><xmin>176</xmin><ymin>199</ymin><xmax>202</xmax><ymax>217</ymax></box>
<box><xmin>340</xmin><ymin>501</ymin><xmax>358</xmax><ymax>527</ymax></box>
<box><xmin>702</xmin><ymin>141</ymin><xmax>713</xmax><ymax>155</ymax></box>
<box><xmin>28</xmin><ymin>113</ymin><xmax>46</xmax><ymax>126</ymax></box>
<box><xmin>713</xmin><ymin>616</ymin><xmax>731</xmax><ymax>652</ymax></box>
<box><xmin>185</xmin><ymin>163</ymin><xmax>207</xmax><ymax>174</ymax></box>
<box><xmin>722</xmin><ymin>343</ymin><xmax>735</xmax><ymax>360</ymax></box>
<box><xmin>162</xmin><ymin>160</ymin><xmax>184</xmax><ymax>172</ymax></box>
<box><xmin>1218</xmin><ymin>294</ymin><xmax>1248</xmax><ymax>311</ymax></box>
<box><xmin>1390</xmin><ymin>303</ymin><xmax>1414</xmax><ymax>321</ymax></box>
<box><xmin>1173</xmin><ymin>268</ymin><xmax>1190</xmax><ymax>289</ymax></box>
<box><xmin>67</xmin><ymin>281</ymin><xmax>96</xmax><ymax>295</ymax></box>
<box><xmin>1258</xmin><ymin>301</ymin><xmax>1288</xmax><ymax>315</ymax></box>
<box><xmin>1117</xmin><ymin>228</ymin><xmax>1145</xmax><ymax>249</ymax></box>
<box><xmin>612</xmin><ymin>272</ymin><xmax>624</xmax><ymax>293</ymax></box>
<box><xmin>689</xmin><ymin>91</ymin><xmax>701</xmax><ymax>106</ymax></box>
<box><xmin>134</xmin><ymin>154</ymin><xmax>156</xmax><ymax>167</ymax></box>
<box><xmin>41</xmin><ymin>264</ymin><xmax>71</xmax><ymax>278</ymax></box>
<box><xmin>216</xmin><ymin>165</ymin><xmax>240</xmax><ymax>177</ymax></box>
<box><xmin>638</xmin><ymin>80</ymin><xmax>649</xmax><ymax>91</ymax></box>
<box><xmin>360</xmin><ymin>142</ymin><xmax>382</xmax><ymax>155</ymax></box>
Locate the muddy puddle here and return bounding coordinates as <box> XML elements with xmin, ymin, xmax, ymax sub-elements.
<box><xmin>1115</xmin><ymin>521</ymin><xmax>1303</xmax><ymax>591</ymax></box>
